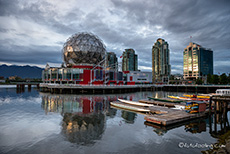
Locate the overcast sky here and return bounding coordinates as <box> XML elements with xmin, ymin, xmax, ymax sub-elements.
<box><xmin>0</xmin><ymin>0</ymin><xmax>229</xmax><ymax>74</ymax></box>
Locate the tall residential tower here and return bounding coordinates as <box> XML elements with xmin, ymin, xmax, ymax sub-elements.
<box><xmin>122</xmin><ymin>49</ymin><xmax>138</xmax><ymax>71</ymax></box>
<box><xmin>183</xmin><ymin>42</ymin><xmax>213</xmax><ymax>79</ymax></box>
<box><xmin>107</xmin><ymin>52</ymin><xmax>118</xmax><ymax>70</ymax></box>
<box><xmin>152</xmin><ymin>38</ymin><xmax>171</xmax><ymax>83</ymax></box>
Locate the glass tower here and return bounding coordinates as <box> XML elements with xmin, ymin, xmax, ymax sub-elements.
<box><xmin>107</xmin><ymin>52</ymin><xmax>118</xmax><ymax>70</ymax></box>
<box><xmin>183</xmin><ymin>42</ymin><xmax>213</xmax><ymax>79</ymax></box>
<box><xmin>122</xmin><ymin>49</ymin><xmax>138</xmax><ymax>71</ymax></box>
<box><xmin>152</xmin><ymin>38</ymin><xmax>171</xmax><ymax>83</ymax></box>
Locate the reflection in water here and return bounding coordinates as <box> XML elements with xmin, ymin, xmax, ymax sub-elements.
<box><xmin>121</xmin><ymin>111</ymin><xmax>137</xmax><ymax>124</ymax></box>
<box><xmin>41</xmin><ymin>93</ymin><xmax>119</xmax><ymax>145</ymax></box>
<box><xmin>62</xmin><ymin>113</ymin><xmax>105</xmax><ymax>145</ymax></box>
<box><xmin>145</xmin><ymin>118</ymin><xmax>208</xmax><ymax>136</ymax></box>
<box><xmin>2</xmin><ymin>88</ymin><xmax>230</xmax><ymax>154</ymax></box>
<box><xmin>209</xmin><ymin>112</ymin><xmax>230</xmax><ymax>138</ymax></box>
<box><xmin>41</xmin><ymin>95</ymin><xmax>109</xmax><ymax>115</ymax></box>
<box><xmin>202</xmin><ymin>112</ymin><xmax>230</xmax><ymax>153</ymax></box>
<box><xmin>40</xmin><ymin>92</ymin><xmax>145</xmax><ymax>145</ymax></box>
<box><xmin>184</xmin><ymin>120</ymin><xmax>206</xmax><ymax>134</ymax></box>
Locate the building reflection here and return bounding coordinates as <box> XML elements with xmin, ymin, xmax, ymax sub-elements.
<box><xmin>144</xmin><ymin>118</ymin><xmax>207</xmax><ymax>136</ymax></box>
<box><xmin>121</xmin><ymin>111</ymin><xmax>137</xmax><ymax>124</ymax></box>
<box><xmin>62</xmin><ymin>112</ymin><xmax>105</xmax><ymax>145</ymax></box>
<box><xmin>40</xmin><ymin>92</ymin><xmax>139</xmax><ymax>145</ymax></box>
<box><xmin>41</xmin><ymin>93</ymin><xmax>120</xmax><ymax>145</ymax></box>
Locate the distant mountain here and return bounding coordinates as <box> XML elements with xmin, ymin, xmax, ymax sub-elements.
<box><xmin>0</xmin><ymin>64</ymin><xmax>44</xmax><ymax>79</ymax></box>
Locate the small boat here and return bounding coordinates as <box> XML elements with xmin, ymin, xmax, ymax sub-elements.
<box><xmin>177</xmin><ymin>97</ymin><xmax>192</xmax><ymax>101</ymax></box>
<box><xmin>188</xmin><ymin>110</ymin><xmax>199</xmax><ymax>114</ymax></box>
<box><xmin>148</xmin><ymin>97</ymin><xmax>183</xmax><ymax>103</ymax></box>
<box><xmin>118</xmin><ymin>98</ymin><xmax>154</xmax><ymax>107</ymax></box>
<box><xmin>183</xmin><ymin>94</ymin><xmax>197</xmax><ymax>98</ymax></box>
<box><xmin>197</xmin><ymin>95</ymin><xmax>210</xmax><ymax>99</ymax></box>
<box><xmin>183</xmin><ymin>94</ymin><xmax>210</xmax><ymax>99</ymax></box>
<box><xmin>191</xmin><ymin>106</ymin><xmax>199</xmax><ymax>110</ymax></box>
<box><xmin>173</xmin><ymin>105</ymin><xmax>185</xmax><ymax>110</ymax></box>
<box><xmin>168</xmin><ymin>95</ymin><xmax>180</xmax><ymax>99</ymax></box>
<box><xmin>110</xmin><ymin>101</ymin><xmax>150</xmax><ymax>112</ymax></box>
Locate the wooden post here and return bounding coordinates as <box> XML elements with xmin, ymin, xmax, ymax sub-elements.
<box><xmin>223</xmin><ymin>102</ymin><xmax>227</xmax><ymax>132</ymax></box>
<box><xmin>214</xmin><ymin>111</ymin><xmax>217</xmax><ymax>133</ymax></box>
<box><xmin>209</xmin><ymin>115</ymin><xmax>212</xmax><ymax>133</ymax></box>
<box><xmin>214</xmin><ymin>100</ymin><xmax>216</xmax><ymax>112</ymax></box>
<box><xmin>209</xmin><ymin>97</ymin><xmax>212</xmax><ymax>115</ymax></box>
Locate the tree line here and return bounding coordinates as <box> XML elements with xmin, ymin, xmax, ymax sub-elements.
<box><xmin>206</xmin><ymin>73</ymin><xmax>230</xmax><ymax>85</ymax></box>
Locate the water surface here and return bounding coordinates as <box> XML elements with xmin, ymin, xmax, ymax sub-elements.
<box><xmin>0</xmin><ymin>87</ymin><xmax>229</xmax><ymax>154</ymax></box>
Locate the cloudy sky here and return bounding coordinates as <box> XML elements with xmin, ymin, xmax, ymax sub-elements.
<box><xmin>0</xmin><ymin>0</ymin><xmax>229</xmax><ymax>74</ymax></box>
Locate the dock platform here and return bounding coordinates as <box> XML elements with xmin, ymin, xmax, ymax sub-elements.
<box><xmin>144</xmin><ymin>108</ymin><xmax>207</xmax><ymax>126</ymax></box>
<box><xmin>139</xmin><ymin>99</ymin><xmax>183</xmax><ymax>107</ymax></box>
<box><xmin>111</xmin><ymin>99</ymin><xmax>208</xmax><ymax>126</ymax></box>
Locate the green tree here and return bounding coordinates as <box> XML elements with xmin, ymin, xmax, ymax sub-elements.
<box><xmin>5</xmin><ymin>78</ymin><xmax>10</xmax><ymax>84</ymax></box>
<box><xmin>195</xmin><ymin>78</ymin><xmax>203</xmax><ymax>85</ymax></box>
<box><xmin>212</xmin><ymin>75</ymin><xmax>219</xmax><ymax>85</ymax></box>
<box><xmin>228</xmin><ymin>74</ymin><xmax>230</xmax><ymax>84</ymax></box>
<box><xmin>207</xmin><ymin>74</ymin><xmax>212</xmax><ymax>84</ymax></box>
<box><xmin>220</xmin><ymin>73</ymin><xmax>228</xmax><ymax>85</ymax></box>
<box><xmin>169</xmin><ymin>75</ymin><xmax>174</xmax><ymax>80</ymax></box>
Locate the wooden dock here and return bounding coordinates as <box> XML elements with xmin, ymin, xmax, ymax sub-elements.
<box><xmin>139</xmin><ymin>99</ymin><xmax>183</xmax><ymax>107</ymax></box>
<box><xmin>144</xmin><ymin>108</ymin><xmax>207</xmax><ymax>126</ymax></box>
<box><xmin>111</xmin><ymin>99</ymin><xmax>208</xmax><ymax>126</ymax></box>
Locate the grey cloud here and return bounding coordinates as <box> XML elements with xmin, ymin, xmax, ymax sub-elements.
<box><xmin>0</xmin><ymin>0</ymin><xmax>229</xmax><ymax>74</ymax></box>
<box><xmin>0</xmin><ymin>44</ymin><xmax>62</xmax><ymax>64</ymax></box>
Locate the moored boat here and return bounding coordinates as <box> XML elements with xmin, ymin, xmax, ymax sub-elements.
<box><xmin>183</xmin><ymin>94</ymin><xmax>210</xmax><ymax>99</ymax></box>
<box><xmin>110</xmin><ymin>101</ymin><xmax>151</xmax><ymax>112</ymax></box>
<box><xmin>173</xmin><ymin>105</ymin><xmax>185</xmax><ymax>110</ymax></box>
<box><xmin>177</xmin><ymin>97</ymin><xmax>192</xmax><ymax>101</ymax></box>
<box><xmin>118</xmin><ymin>98</ymin><xmax>154</xmax><ymax>107</ymax></box>
<box><xmin>148</xmin><ymin>97</ymin><xmax>183</xmax><ymax>103</ymax></box>
<box><xmin>168</xmin><ymin>95</ymin><xmax>208</xmax><ymax>101</ymax></box>
<box><xmin>168</xmin><ymin>95</ymin><xmax>179</xmax><ymax>99</ymax></box>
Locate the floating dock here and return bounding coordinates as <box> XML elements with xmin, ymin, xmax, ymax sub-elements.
<box><xmin>144</xmin><ymin>108</ymin><xmax>207</xmax><ymax>126</ymax></box>
<box><xmin>111</xmin><ymin>99</ymin><xmax>208</xmax><ymax>126</ymax></box>
<box><xmin>139</xmin><ymin>99</ymin><xmax>182</xmax><ymax>107</ymax></box>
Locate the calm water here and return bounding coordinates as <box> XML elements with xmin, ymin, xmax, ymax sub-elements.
<box><xmin>0</xmin><ymin>87</ymin><xmax>229</xmax><ymax>154</ymax></box>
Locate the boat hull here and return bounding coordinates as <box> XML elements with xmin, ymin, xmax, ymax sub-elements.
<box><xmin>110</xmin><ymin>101</ymin><xmax>150</xmax><ymax>112</ymax></box>
<box><xmin>118</xmin><ymin>98</ymin><xmax>154</xmax><ymax>107</ymax></box>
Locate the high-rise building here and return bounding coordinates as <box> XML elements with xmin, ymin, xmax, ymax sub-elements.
<box><xmin>152</xmin><ymin>38</ymin><xmax>171</xmax><ymax>83</ymax></box>
<box><xmin>122</xmin><ymin>49</ymin><xmax>138</xmax><ymax>71</ymax></box>
<box><xmin>183</xmin><ymin>42</ymin><xmax>213</xmax><ymax>79</ymax></box>
<box><xmin>107</xmin><ymin>52</ymin><xmax>118</xmax><ymax>70</ymax></box>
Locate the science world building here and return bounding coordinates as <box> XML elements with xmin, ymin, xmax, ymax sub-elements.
<box><xmin>42</xmin><ymin>32</ymin><xmax>152</xmax><ymax>86</ymax></box>
<box><xmin>42</xmin><ymin>32</ymin><xmax>125</xmax><ymax>85</ymax></box>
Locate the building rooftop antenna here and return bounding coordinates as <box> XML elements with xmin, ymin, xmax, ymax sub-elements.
<box><xmin>190</xmin><ymin>36</ymin><xmax>192</xmax><ymax>43</ymax></box>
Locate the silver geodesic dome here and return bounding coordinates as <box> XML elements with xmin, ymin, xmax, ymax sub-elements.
<box><xmin>63</xmin><ymin>32</ymin><xmax>106</xmax><ymax>66</ymax></box>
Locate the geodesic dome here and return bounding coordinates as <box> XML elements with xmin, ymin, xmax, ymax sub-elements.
<box><xmin>62</xmin><ymin>32</ymin><xmax>106</xmax><ymax>66</ymax></box>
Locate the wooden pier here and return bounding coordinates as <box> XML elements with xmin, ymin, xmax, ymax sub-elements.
<box><xmin>40</xmin><ymin>83</ymin><xmax>154</xmax><ymax>94</ymax></box>
<box><xmin>144</xmin><ymin>108</ymin><xmax>207</xmax><ymax>126</ymax></box>
<box><xmin>139</xmin><ymin>99</ymin><xmax>182</xmax><ymax>107</ymax></box>
<box><xmin>16</xmin><ymin>83</ymin><xmax>40</xmax><ymax>93</ymax></box>
<box><xmin>110</xmin><ymin>99</ymin><xmax>208</xmax><ymax>126</ymax></box>
<box><xmin>208</xmin><ymin>96</ymin><xmax>230</xmax><ymax>138</ymax></box>
<box><xmin>112</xmin><ymin>95</ymin><xmax>230</xmax><ymax>127</ymax></box>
